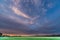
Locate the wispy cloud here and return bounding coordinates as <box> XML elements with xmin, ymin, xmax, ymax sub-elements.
<box><xmin>12</xmin><ymin>6</ymin><xmax>30</xmax><ymax>19</ymax></box>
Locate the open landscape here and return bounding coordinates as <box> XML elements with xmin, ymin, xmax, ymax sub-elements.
<box><xmin>0</xmin><ymin>33</ymin><xmax>60</xmax><ymax>40</ymax></box>
<box><xmin>0</xmin><ymin>37</ymin><xmax>60</xmax><ymax>40</ymax></box>
<box><xmin>0</xmin><ymin>0</ymin><xmax>60</xmax><ymax>40</ymax></box>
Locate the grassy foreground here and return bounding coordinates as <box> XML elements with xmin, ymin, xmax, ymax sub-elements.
<box><xmin>0</xmin><ymin>37</ymin><xmax>60</xmax><ymax>40</ymax></box>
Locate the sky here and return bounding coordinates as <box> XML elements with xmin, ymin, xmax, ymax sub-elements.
<box><xmin>0</xmin><ymin>0</ymin><xmax>60</xmax><ymax>34</ymax></box>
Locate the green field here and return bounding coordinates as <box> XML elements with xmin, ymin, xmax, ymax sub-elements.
<box><xmin>0</xmin><ymin>37</ymin><xmax>60</xmax><ymax>40</ymax></box>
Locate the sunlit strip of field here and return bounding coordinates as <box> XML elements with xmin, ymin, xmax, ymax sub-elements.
<box><xmin>0</xmin><ymin>37</ymin><xmax>60</xmax><ymax>40</ymax></box>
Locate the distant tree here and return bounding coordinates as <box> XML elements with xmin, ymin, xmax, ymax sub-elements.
<box><xmin>2</xmin><ymin>35</ymin><xmax>10</xmax><ymax>37</ymax></box>
<box><xmin>0</xmin><ymin>33</ymin><xmax>2</xmax><ymax>37</ymax></box>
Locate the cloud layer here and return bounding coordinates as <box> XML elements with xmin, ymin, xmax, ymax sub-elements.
<box><xmin>0</xmin><ymin>0</ymin><xmax>60</xmax><ymax>34</ymax></box>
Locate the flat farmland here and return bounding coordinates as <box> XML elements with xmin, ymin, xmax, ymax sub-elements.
<box><xmin>0</xmin><ymin>37</ymin><xmax>60</xmax><ymax>40</ymax></box>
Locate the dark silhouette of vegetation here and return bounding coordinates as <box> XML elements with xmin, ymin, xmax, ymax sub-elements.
<box><xmin>2</xmin><ymin>35</ymin><xmax>10</xmax><ymax>37</ymax></box>
<box><xmin>0</xmin><ymin>33</ymin><xmax>2</xmax><ymax>37</ymax></box>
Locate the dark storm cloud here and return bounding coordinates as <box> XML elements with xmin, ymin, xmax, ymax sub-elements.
<box><xmin>0</xmin><ymin>15</ymin><xmax>30</xmax><ymax>34</ymax></box>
